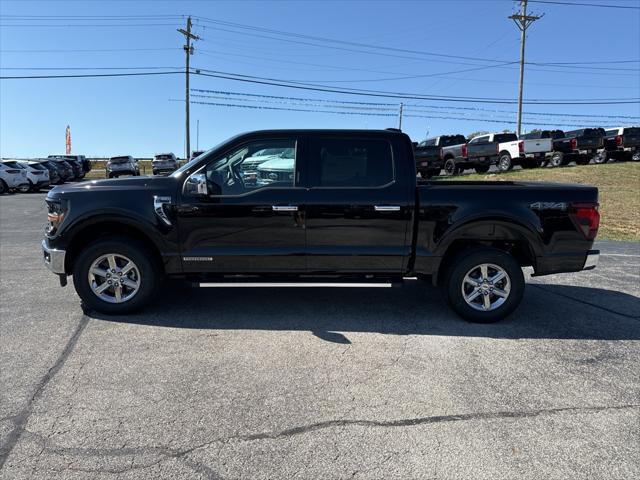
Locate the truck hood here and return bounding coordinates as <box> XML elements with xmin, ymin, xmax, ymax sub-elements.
<box><xmin>47</xmin><ymin>175</ymin><xmax>178</xmax><ymax>199</ymax></box>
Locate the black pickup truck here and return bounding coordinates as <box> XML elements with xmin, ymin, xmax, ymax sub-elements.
<box><xmin>440</xmin><ymin>133</ymin><xmax>519</xmax><ymax>175</ymax></box>
<box><xmin>42</xmin><ymin>129</ymin><xmax>600</xmax><ymax>323</ymax></box>
<box><xmin>549</xmin><ymin>128</ymin><xmax>606</xmax><ymax>167</ymax></box>
<box><xmin>602</xmin><ymin>126</ymin><xmax>640</xmax><ymax>162</ymax></box>
<box><xmin>413</xmin><ymin>134</ymin><xmax>466</xmax><ymax>178</ymax></box>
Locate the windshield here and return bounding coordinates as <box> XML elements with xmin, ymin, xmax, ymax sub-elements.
<box><xmin>172</xmin><ymin>137</ymin><xmax>233</xmax><ymax>177</ymax></box>
<box><xmin>154</xmin><ymin>154</ymin><xmax>174</xmax><ymax>161</ymax></box>
<box><xmin>109</xmin><ymin>157</ymin><xmax>130</xmax><ymax>163</ymax></box>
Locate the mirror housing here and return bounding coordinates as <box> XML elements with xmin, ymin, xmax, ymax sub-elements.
<box><xmin>185</xmin><ymin>172</ymin><xmax>208</xmax><ymax>196</ymax></box>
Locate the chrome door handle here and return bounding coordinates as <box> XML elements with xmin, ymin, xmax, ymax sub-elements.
<box><xmin>374</xmin><ymin>205</ymin><xmax>401</xmax><ymax>212</ymax></box>
<box><xmin>272</xmin><ymin>205</ymin><xmax>298</xmax><ymax>212</ymax></box>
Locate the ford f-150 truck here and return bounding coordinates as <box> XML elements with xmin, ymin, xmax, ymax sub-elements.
<box><xmin>413</xmin><ymin>134</ymin><xmax>467</xmax><ymax>178</ymax></box>
<box><xmin>42</xmin><ymin>129</ymin><xmax>600</xmax><ymax>323</ymax></box>
<box><xmin>550</xmin><ymin>128</ymin><xmax>606</xmax><ymax>167</ymax></box>
<box><xmin>441</xmin><ymin>133</ymin><xmax>519</xmax><ymax>175</ymax></box>
<box><xmin>602</xmin><ymin>126</ymin><xmax>640</xmax><ymax>162</ymax></box>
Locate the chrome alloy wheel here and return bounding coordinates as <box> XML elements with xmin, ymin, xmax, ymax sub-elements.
<box><xmin>461</xmin><ymin>263</ymin><xmax>511</xmax><ymax>312</ymax></box>
<box><xmin>88</xmin><ymin>253</ymin><xmax>141</xmax><ymax>304</ymax></box>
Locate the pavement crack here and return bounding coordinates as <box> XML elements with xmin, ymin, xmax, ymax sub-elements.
<box><xmin>224</xmin><ymin>403</ymin><xmax>640</xmax><ymax>443</ymax></box>
<box><xmin>0</xmin><ymin>314</ymin><xmax>90</xmax><ymax>469</ymax></box>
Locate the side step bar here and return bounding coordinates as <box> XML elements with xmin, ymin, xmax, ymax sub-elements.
<box><xmin>199</xmin><ymin>282</ymin><xmax>394</xmax><ymax>288</ymax></box>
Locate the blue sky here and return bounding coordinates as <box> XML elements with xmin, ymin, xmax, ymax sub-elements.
<box><xmin>1</xmin><ymin>0</ymin><xmax>639</xmax><ymax>158</ymax></box>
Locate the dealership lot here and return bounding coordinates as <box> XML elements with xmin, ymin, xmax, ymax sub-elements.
<box><xmin>1</xmin><ymin>193</ymin><xmax>639</xmax><ymax>479</ymax></box>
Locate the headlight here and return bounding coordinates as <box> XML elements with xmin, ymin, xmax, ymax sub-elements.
<box><xmin>46</xmin><ymin>200</ymin><xmax>68</xmax><ymax>234</ymax></box>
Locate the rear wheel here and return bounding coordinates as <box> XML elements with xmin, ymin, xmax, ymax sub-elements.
<box><xmin>631</xmin><ymin>150</ymin><xmax>640</xmax><ymax>162</ymax></box>
<box><xmin>474</xmin><ymin>165</ymin><xmax>490</xmax><ymax>174</ymax></box>
<box><xmin>0</xmin><ymin>179</ymin><xmax>7</xmax><ymax>194</ymax></box>
<box><xmin>549</xmin><ymin>152</ymin><xmax>564</xmax><ymax>167</ymax></box>
<box><xmin>444</xmin><ymin>159</ymin><xmax>459</xmax><ymax>176</ymax></box>
<box><xmin>443</xmin><ymin>247</ymin><xmax>525</xmax><ymax>323</ymax></box>
<box><xmin>16</xmin><ymin>183</ymin><xmax>30</xmax><ymax>193</ymax></box>
<box><xmin>497</xmin><ymin>153</ymin><xmax>512</xmax><ymax>172</ymax></box>
<box><xmin>72</xmin><ymin>237</ymin><xmax>161</xmax><ymax>314</ymax></box>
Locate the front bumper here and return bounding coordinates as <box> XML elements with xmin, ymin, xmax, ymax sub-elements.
<box><xmin>42</xmin><ymin>239</ymin><xmax>66</xmax><ymax>274</ymax></box>
<box><xmin>583</xmin><ymin>250</ymin><xmax>599</xmax><ymax>270</ymax></box>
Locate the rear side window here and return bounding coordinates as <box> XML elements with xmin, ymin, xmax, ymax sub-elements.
<box><xmin>494</xmin><ymin>133</ymin><xmax>518</xmax><ymax>143</ymax></box>
<box><xmin>309</xmin><ymin>138</ymin><xmax>394</xmax><ymax>188</ymax></box>
<box><xmin>605</xmin><ymin>129</ymin><xmax>618</xmax><ymax>136</ymax></box>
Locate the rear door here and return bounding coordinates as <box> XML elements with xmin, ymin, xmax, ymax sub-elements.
<box><xmin>304</xmin><ymin>134</ymin><xmax>412</xmax><ymax>273</ymax></box>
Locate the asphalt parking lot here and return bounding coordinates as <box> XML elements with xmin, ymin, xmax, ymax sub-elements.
<box><xmin>1</xmin><ymin>192</ymin><xmax>639</xmax><ymax>479</ymax></box>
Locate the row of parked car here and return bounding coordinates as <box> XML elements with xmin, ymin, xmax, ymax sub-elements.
<box><xmin>104</xmin><ymin>152</ymin><xmax>208</xmax><ymax>177</ymax></box>
<box><xmin>0</xmin><ymin>155</ymin><xmax>91</xmax><ymax>194</ymax></box>
<box><xmin>413</xmin><ymin>126</ymin><xmax>640</xmax><ymax>177</ymax></box>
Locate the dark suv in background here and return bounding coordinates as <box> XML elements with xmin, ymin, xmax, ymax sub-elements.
<box><xmin>603</xmin><ymin>126</ymin><xmax>640</xmax><ymax>162</ymax></box>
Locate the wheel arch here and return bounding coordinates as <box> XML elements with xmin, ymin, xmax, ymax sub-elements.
<box><xmin>431</xmin><ymin>217</ymin><xmax>542</xmax><ymax>286</ymax></box>
<box><xmin>63</xmin><ymin>217</ymin><xmax>165</xmax><ymax>275</ymax></box>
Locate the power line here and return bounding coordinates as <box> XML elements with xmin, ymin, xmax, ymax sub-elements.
<box><xmin>190</xmin><ymin>89</ymin><xmax>640</xmax><ymax>120</ymax></box>
<box><xmin>0</xmin><ymin>71</ymin><xmax>182</xmax><ymax>80</ymax></box>
<box><xmin>527</xmin><ymin>1</ymin><xmax>640</xmax><ymax>9</ymax></box>
<box><xmin>184</xmin><ymin>99</ymin><xmax>610</xmax><ymax>128</ymax></box>
<box><xmin>191</xmin><ymin>68</ymin><xmax>640</xmax><ymax>105</ymax></box>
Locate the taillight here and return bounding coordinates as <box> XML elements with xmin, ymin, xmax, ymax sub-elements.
<box><xmin>616</xmin><ymin>135</ymin><xmax>623</xmax><ymax>147</ymax></box>
<box><xmin>518</xmin><ymin>140</ymin><xmax>524</xmax><ymax>154</ymax></box>
<box><xmin>570</xmin><ymin>138</ymin><xmax>578</xmax><ymax>150</ymax></box>
<box><xmin>461</xmin><ymin>144</ymin><xmax>468</xmax><ymax>157</ymax></box>
<box><xmin>569</xmin><ymin>202</ymin><xmax>599</xmax><ymax>240</ymax></box>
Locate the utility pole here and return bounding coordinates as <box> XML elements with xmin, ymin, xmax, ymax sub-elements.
<box><xmin>178</xmin><ymin>17</ymin><xmax>199</xmax><ymax>160</ymax></box>
<box><xmin>509</xmin><ymin>0</ymin><xmax>542</xmax><ymax>136</ymax></box>
<box><xmin>398</xmin><ymin>103</ymin><xmax>404</xmax><ymax>130</ymax></box>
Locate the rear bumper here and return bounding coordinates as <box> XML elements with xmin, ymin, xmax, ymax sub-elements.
<box><xmin>42</xmin><ymin>239</ymin><xmax>66</xmax><ymax>274</ymax></box>
<box><xmin>583</xmin><ymin>250</ymin><xmax>599</xmax><ymax>270</ymax></box>
<box><xmin>533</xmin><ymin>249</ymin><xmax>599</xmax><ymax>276</ymax></box>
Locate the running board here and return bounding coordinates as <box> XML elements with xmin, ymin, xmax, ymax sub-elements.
<box><xmin>198</xmin><ymin>282</ymin><xmax>393</xmax><ymax>288</ymax></box>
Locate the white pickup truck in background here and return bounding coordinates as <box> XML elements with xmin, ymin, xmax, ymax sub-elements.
<box><xmin>496</xmin><ymin>135</ymin><xmax>554</xmax><ymax>171</ymax></box>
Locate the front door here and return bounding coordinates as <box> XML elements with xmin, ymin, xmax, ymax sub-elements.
<box><xmin>176</xmin><ymin>137</ymin><xmax>306</xmax><ymax>273</ymax></box>
<box><xmin>304</xmin><ymin>135</ymin><xmax>412</xmax><ymax>273</ymax></box>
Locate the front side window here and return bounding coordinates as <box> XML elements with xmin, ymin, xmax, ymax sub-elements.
<box><xmin>184</xmin><ymin>139</ymin><xmax>297</xmax><ymax>196</ymax></box>
<box><xmin>308</xmin><ymin>138</ymin><xmax>394</xmax><ymax>188</ymax></box>
<box><xmin>469</xmin><ymin>135</ymin><xmax>489</xmax><ymax>144</ymax></box>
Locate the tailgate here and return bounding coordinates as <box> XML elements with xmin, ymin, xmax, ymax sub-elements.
<box><xmin>525</xmin><ymin>138</ymin><xmax>551</xmax><ymax>153</ymax></box>
<box><xmin>577</xmin><ymin>137</ymin><xmax>602</xmax><ymax>150</ymax></box>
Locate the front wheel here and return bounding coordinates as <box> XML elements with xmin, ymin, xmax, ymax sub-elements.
<box><xmin>631</xmin><ymin>150</ymin><xmax>640</xmax><ymax>162</ymax></box>
<box><xmin>443</xmin><ymin>247</ymin><xmax>525</xmax><ymax>323</ymax></box>
<box><xmin>72</xmin><ymin>237</ymin><xmax>161</xmax><ymax>314</ymax></box>
<box><xmin>497</xmin><ymin>154</ymin><xmax>512</xmax><ymax>172</ymax></box>
<box><xmin>591</xmin><ymin>151</ymin><xmax>607</xmax><ymax>164</ymax></box>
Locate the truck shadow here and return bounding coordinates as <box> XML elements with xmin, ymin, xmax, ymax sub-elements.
<box><xmin>88</xmin><ymin>282</ymin><xmax>640</xmax><ymax>342</ymax></box>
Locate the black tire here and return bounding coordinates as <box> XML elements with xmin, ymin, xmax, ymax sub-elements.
<box><xmin>497</xmin><ymin>153</ymin><xmax>512</xmax><ymax>172</ymax></box>
<box><xmin>443</xmin><ymin>247</ymin><xmax>525</xmax><ymax>323</ymax></box>
<box><xmin>631</xmin><ymin>150</ymin><xmax>640</xmax><ymax>162</ymax></box>
<box><xmin>549</xmin><ymin>152</ymin><xmax>564</xmax><ymax>168</ymax></box>
<box><xmin>152</xmin><ymin>170</ymin><xmax>158</xmax><ymax>176</ymax></box>
<box><xmin>72</xmin><ymin>237</ymin><xmax>162</xmax><ymax>314</ymax></box>
<box><xmin>520</xmin><ymin>160</ymin><xmax>539</xmax><ymax>169</ymax></box>
<box><xmin>0</xmin><ymin>179</ymin><xmax>7</xmax><ymax>194</ymax></box>
<box><xmin>474</xmin><ymin>165</ymin><xmax>490</xmax><ymax>174</ymax></box>
<box><xmin>444</xmin><ymin>159</ymin><xmax>459</xmax><ymax>176</ymax></box>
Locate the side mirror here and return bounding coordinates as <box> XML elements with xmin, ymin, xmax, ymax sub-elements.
<box><xmin>185</xmin><ymin>172</ymin><xmax>208</xmax><ymax>196</ymax></box>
